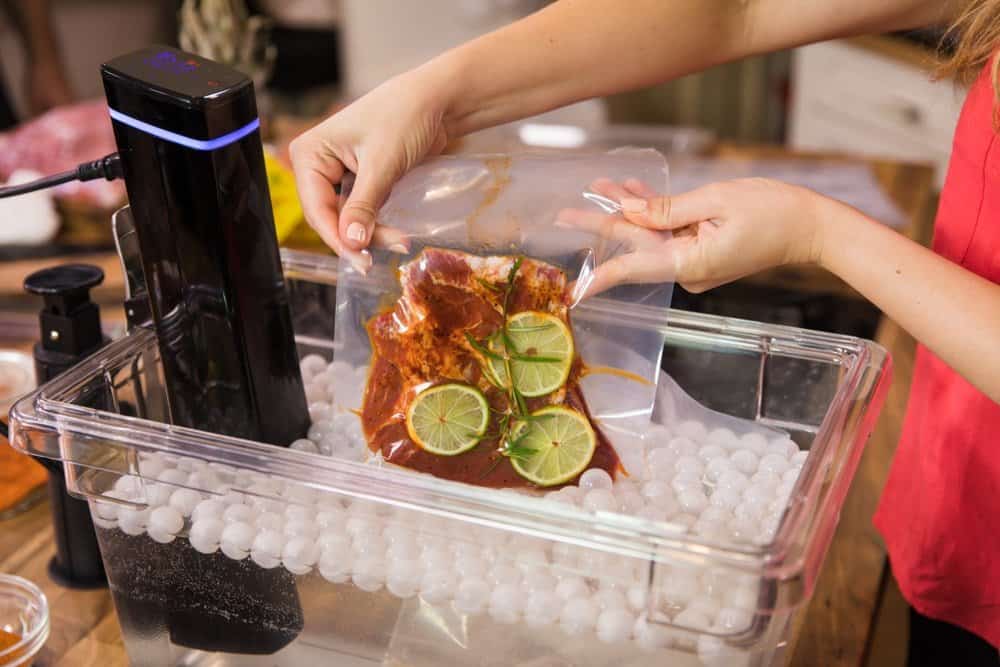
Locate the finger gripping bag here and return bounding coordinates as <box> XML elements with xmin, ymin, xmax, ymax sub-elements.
<box><xmin>333</xmin><ymin>149</ymin><xmax>676</xmax><ymax>488</ymax></box>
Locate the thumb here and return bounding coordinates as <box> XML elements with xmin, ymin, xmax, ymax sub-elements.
<box><xmin>338</xmin><ymin>162</ymin><xmax>396</xmax><ymax>251</ymax></box>
<box><xmin>620</xmin><ymin>185</ymin><xmax>723</xmax><ymax>231</ymax></box>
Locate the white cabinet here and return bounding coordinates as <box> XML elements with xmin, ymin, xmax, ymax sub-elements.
<box><xmin>789</xmin><ymin>40</ymin><xmax>965</xmax><ymax>188</ymax></box>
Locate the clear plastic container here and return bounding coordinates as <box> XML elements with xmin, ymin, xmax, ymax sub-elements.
<box><xmin>8</xmin><ymin>249</ymin><xmax>890</xmax><ymax>667</ymax></box>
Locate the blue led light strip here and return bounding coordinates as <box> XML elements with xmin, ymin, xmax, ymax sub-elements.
<box><xmin>108</xmin><ymin>108</ymin><xmax>260</xmax><ymax>151</ymax></box>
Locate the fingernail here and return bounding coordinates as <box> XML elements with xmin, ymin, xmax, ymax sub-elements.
<box><xmin>347</xmin><ymin>222</ymin><xmax>366</xmax><ymax>243</ymax></box>
<box><xmin>388</xmin><ymin>243</ymin><xmax>408</xmax><ymax>254</ymax></box>
<box><xmin>554</xmin><ymin>219</ymin><xmax>572</xmax><ymax>229</ymax></box>
<box><xmin>621</xmin><ymin>198</ymin><xmax>647</xmax><ymax>215</ymax></box>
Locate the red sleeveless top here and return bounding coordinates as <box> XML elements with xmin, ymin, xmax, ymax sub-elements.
<box><xmin>873</xmin><ymin>57</ymin><xmax>1000</xmax><ymax>646</ymax></box>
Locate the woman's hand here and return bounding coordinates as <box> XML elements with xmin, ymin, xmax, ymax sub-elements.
<box><xmin>567</xmin><ymin>175</ymin><xmax>1000</xmax><ymax>404</ymax></box>
<box><xmin>560</xmin><ymin>177</ymin><xmax>831</xmax><ymax>297</ymax></box>
<box><xmin>288</xmin><ymin>66</ymin><xmax>453</xmax><ymax>272</ymax></box>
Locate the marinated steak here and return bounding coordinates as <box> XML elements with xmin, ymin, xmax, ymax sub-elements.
<box><xmin>361</xmin><ymin>248</ymin><xmax>620</xmax><ymax>488</ymax></box>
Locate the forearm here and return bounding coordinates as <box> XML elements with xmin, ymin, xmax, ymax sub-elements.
<box><xmin>433</xmin><ymin>0</ymin><xmax>953</xmax><ymax>137</ymax></box>
<box><xmin>438</xmin><ymin>0</ymin><xmax>747</xmax><ymax>135</ymax></box>
<box><xmin>818</xmin><ymin>201</ymin><xmax>1000</xmax><ymax>403</ymax></box>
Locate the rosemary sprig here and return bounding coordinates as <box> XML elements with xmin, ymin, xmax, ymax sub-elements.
<box><xmin>504</xmin><ymin>444</ymin><xmax>538</xmax><ymax>462</ymax></box>
<box><xmin>510</xmin><ymin>353</ymin><xmax>563</xmax><ymax>363</ymax></box>
<box><xmin>476</xmin><ymin>256</ymin><xmax>530</xmax><ymax>476</ymax></box>
<box><xmin>480</xmin><ymin>424</ymin><xmax>537</xmax><ymax>479</ymax></box>
<box><xmin>476</xmin><ymin>277</ymin><xmax>504</xmax><ymax>293</ymax></box>
<box><xmin>511</xmin><ymin>378</ymin><xmax>529</xmax><ymax>416</ymax></box>
<box><xmin>470</xmin><ymin>256</ymin><xmax>566</xmax><ymax>479</ymax></box>
<box><xmin>464</xmin><ymin>333</ymin><xmax>507</xmax><ymax>362</ymax></box>
<box><xmin>500</xmin><ymin>327</ymin><xmax>518</xmax><ymax>353</ymax></box>
<box><xmin>507</xmin><ymin>324</ymin><xmax>556</xmax><ymax>333</ymax></box>
<box><xmin>480</xmin><ymin>457</ymin><xmax>504</xmax><ymax>479</ymax></box>
<box><xmin>501</xmin><ymin>258</ymin><xmax>522</xmax><ymax>330</ymax></box>
<box><xmin>494</xmin><ymin>412</ymin><xmax>510</xmax><ymax>438</ymax></box>
<box><xmin>518</xmin><ymin>411</ymin><xmax>557</xmax><ymax>423</ymax></box>
<box><xmin>465</xmin><ymin>336</ymin><xmax>556</xmax><ymax>363</ymax></box>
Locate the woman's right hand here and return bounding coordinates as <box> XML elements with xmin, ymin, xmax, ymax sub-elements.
<box><xmin>288</xmin><ymin>67</ymin><xmax>452</xmax><ymax>272</ymax></box>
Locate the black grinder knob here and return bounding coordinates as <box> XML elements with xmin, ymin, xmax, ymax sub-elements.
<box><xmin>24</xmin><ymin>264</ymin><xmax>106</xmax><ymax>373</ymax></box>
<box><xmin>23</xmin><ymin>264</ymin><xmax>108</xmax><ymax>589</ymax></box>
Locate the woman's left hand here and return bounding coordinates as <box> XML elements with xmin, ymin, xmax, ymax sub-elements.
<box><xmin>559</xmin><ymin>177</ymin><xmax>833</xmax><ymax>297</ymax></box>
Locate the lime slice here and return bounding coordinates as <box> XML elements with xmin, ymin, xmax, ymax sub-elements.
<box><xmin>510</xmin><ymin>406</ymin><xmax>597</xmax><ymax>487</ymax></box>
<box><xmin>488</xmin><ymin>312</ymin><xmax>574</xmax><ymax>397</ymax></box>
<box><xmin>406</xmin><ymin>384</ymin><xmax>490</xmax><ymax>456</ymax></box>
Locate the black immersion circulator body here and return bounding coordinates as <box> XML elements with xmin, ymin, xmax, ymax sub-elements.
<box><xmin>101</xmin><ymin>46</ymin><xmax>309</xmax><ymax>446</ymax></box>
<box><xmin>100</xmin><ymin>47</ymin><xmax>307</xmax><ymax>654</ymax></box>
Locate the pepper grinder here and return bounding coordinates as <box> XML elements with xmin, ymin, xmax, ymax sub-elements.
<box><xmin>23</xmin><ymin>264</ymin><xmax>109</xmax><ymax>588</ymax></box>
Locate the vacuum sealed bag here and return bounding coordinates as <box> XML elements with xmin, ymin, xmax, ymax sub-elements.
<box><xmin>332</xmin><ymin>149</ymin><xmax>792</xmax><ymax>497</ymax></box>
<box><xmin>333</xmin><ymin>149</ymin><xmax>675</xmax><ymax>489</ymax></box>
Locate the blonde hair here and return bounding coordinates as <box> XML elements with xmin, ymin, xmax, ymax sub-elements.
<box><xmin>939</xmin><ymin>0</ymin><xmax>1000</xmax><ymax>108</ymax></box>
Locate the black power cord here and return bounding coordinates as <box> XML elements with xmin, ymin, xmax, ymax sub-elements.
<box><xmin>0</xmin><ymin>153</ymin><xmax>124</xmax><ymax>436</ymax></box>
<box><xmin>0</xmin><ymin>153</ymin><xmax>123</xmax><ymax>198</ymax></box>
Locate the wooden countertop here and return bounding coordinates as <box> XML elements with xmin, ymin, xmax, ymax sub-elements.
<box><xmin>785</xmin><ymin>318</ymin><xmax>917</xmax><ymax>666</ymax></box>
<box><xmin>0</xmin><ymin>504</ymin><xmax>127</xmax><ymax>666</ymax></box>
<box><xmin>0</xmin><ymin>144</ymin><xmax>934</xmax><ymax>667</ymax></box>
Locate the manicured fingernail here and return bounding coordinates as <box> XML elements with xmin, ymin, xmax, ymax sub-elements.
<box><xmin>388</xmin><ymin>243</ymin><xmax>408</xmax><ymax>254</ymax></box>
<box><xmin>621</xmin><ymin>198</ymin><xmax>647</xmax><ymax>214</ymax></box>
<box><xmin>347</xmin><ymin>222</ymin><xmax>366</xmax><ymax>243</ymax></box>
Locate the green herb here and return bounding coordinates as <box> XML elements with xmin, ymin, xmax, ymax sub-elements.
<box><xmin>482</xmin><ymin>368</ymin><xmax>504</xmax><ymax>389</ymax></box>
<box><xmin>506</xmin><ymin>257</ymin><xmax>523</xmax><ymax>287</ymax></box>
<box><xmin>464</xmin><ymin>333</ymin><xmax>507</xmax><ymax>362</ymax></box>
<box><xmin>480</xmin><ymin>456</ymin><xmax>504</xmax><ymax>479</ymax></box>
<box><xmin>503</xmin><ymin>443</ymin><xmax>538</xmax><ymax>462</ymax></box>
<box><xmin>479</xmin><ymin>421</ymin><xmax>537</xmax><ymax>478</ymax></box>
<box><xmin>467</xmin><ymin>255</ymin><xmax>560</xmax><ymax>477</ymax></box>
<box><xmin>518</xmin><ymin>411</ymin><xmax>557</xmax><ymax>423</ymax></box>
<box><xmin>467</xmin><ymin>257</ymin><xmax>573</xmax><ymax>477</ymax></box>
<box><xmin>493</xmin><ymin>413</ymin><xmax>510</xmax><ymax>438</ymax></box>
<box><xmin>507</xmin><ymin>324</ymin><xmax>556</xmax><ymax>333</ymax></box>
<box><xmin>476</xmin><ymin>277</ymin><xmax>504</xmax><ymax>293</ymax></box>
<box><xmin>509</xmin><ymin>353</ymin><xmax>563</xmax><ymax>363</ymax></box>
<box><xmin>500</xmin><ymin>328</ymin><xmax>518</xmax><ymax>353</ymax></box>
<box><xmin>501</xmin><ymin>257</ymin><xmax>522</xmax><ymax>327</ymax></box>
<box><xmin>511</xmin><ymin>378</ymin><xmax>528</xmax><ymax>416</ymax></box>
